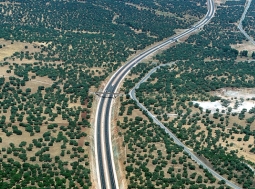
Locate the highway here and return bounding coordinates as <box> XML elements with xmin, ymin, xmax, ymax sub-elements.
<box><xmin>237</xmin><ymin>0</ymin><xmax>255</xmax><ymax>45</ymax></box>
<box><xmin>94</xmin><ymin>0</ymin><xmax>216</xmax><ymax>188</ymax></box>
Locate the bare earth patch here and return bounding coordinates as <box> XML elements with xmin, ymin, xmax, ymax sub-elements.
<box><xmin>231</xmin><ymin>41</ymin><xmax>255</xmax><ymax>57</ymax></box>
<box><xmin>0</xmin><ymin>1</ymin><xmax>20</xmax><ymax>5</ymax></box>
<box><xmin>0</xmin><ymin>39</ymin><xmax>27</xmax><ymax>61</ymax></box>
<box><xmin>125</xmin><ymin>2</ymin><xmax>149</xmax><ymax>11</ymax></box>
<box><xmin>214</xmin><ymin>0</ymin><xmax>227</xmax><ymax>6</ymax></box>
<box><xmin>194</xmin><ymin>88</ymin><xmax>255</xmax><ymax>113</ymax></box>
<box><xmin>0</xmin><ymin>38</ymin><xmax>45</xmax><ymax>63</ymax></box>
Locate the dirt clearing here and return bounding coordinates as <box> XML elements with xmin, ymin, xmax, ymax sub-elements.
<box><xmin>231</xmin><ymin>41</ymin><xmax>255</xmax><ymax>57</ymax></box>
<box><xmin>194</xmin><ymin>88</ymin><xmax>255</xmax><ymax>113</ymax></box>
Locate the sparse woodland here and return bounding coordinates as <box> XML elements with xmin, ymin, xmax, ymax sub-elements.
<box><xmin>120</xmin><ymin>0</ymin><xmax>255</xmax><ymax>188</ymax></box>
<box><xmin>117</xmin><ymin>95</ymin><xmax>227</xmax><ymax>189</ymax></box>
<box><xmin>0</xmin><ymin>0</ymin><xmax>214</xmax><ymax>188</ymax></box>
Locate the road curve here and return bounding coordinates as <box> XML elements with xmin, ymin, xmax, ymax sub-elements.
<box><xmin>94</xmin><ymin>0</ymin><xmax>216</xmax><ymax>188</ymax></box>
<box><xmin>130</xmin><ymin>68</ymin><xmax>243</xmax><ymax>189</ymax></box>
<box><xmin>238</xmin><ymin>0</ymin><xmax>255</xmax><ymax>45</ymax></box>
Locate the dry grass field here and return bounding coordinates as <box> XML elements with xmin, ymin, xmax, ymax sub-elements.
<box><xmin>0</xmin><ymin>38</ymin><xmax>46</xmax><ymax>62</ymax></box>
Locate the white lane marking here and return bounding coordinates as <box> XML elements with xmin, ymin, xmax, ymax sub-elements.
<box><xmin>94</xmin><ymin>0</ymin><xmax>215</xmax><ymax>188</ymax></box>
<box><xmin>101</xmin><ymin>100</ymin><xmax>111</xmax><ymax>189</ymax></box>
<box><xmin>108</xmin><ymin>98</ymin><xmax>120</xmax><ymax>189</ymax></box>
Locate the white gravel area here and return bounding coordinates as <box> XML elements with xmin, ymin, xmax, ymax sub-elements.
<box><xmin>193</xmin><ymin>88</ymin><xmax>255</xmax><ymax>113</ymax></box>
<box><xmin>193</xmin><ymin>101</ymin><xmax>255</xmax><ymax>113</ymax></box>
<box><xmin>193</xmin><ymin>101</ymin><xmax>224</xmax><ymax>113</ymax></box>
<box><xmin>232</xmin><ymin>101</ymin><xmax>255</xmax><ymax>113</ymax></box>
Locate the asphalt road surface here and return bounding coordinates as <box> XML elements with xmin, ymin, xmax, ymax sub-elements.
<box><xmin>94</xmin><ymin>0</ymin><xmax>219</xmax><ymax>188</ymax></box>
<box><xmin>129</xmin><ymin>67</ymin><xmax>242</xmax><ymax>189</ymax></box>
<box><xmin>238</xmin><ymin>0</ymin><xmax>255</xmax><ymax>45</ymax></box>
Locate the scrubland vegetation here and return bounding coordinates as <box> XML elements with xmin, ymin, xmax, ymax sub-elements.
<box><xmin>120</xmin><ymin>0</ymin><xmax>255</xmax><ymax>188</ymax></box>
<box><xmin>0</xmin><ymin>0</ymin><xmax>210</xmax><ymax>188</ymax></box>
